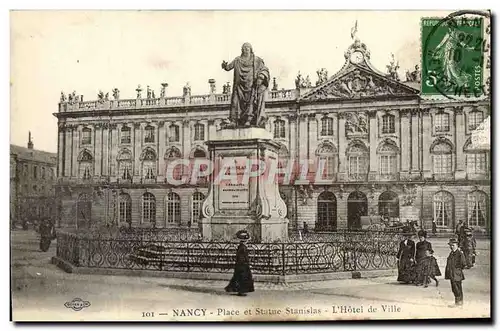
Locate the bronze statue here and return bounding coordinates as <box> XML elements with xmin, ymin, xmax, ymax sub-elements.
<box><xmin>221</xmin><ymin>43</ymin><xmax>270</xmax><ymax>128</ymax></box>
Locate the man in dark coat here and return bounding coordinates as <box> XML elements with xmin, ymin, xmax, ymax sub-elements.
<box><xmin>415</xmin><ymin>230</ymin><xmax>433</xmax><ymax>285</ymax></box>
<box><xmin>445</xmin><ymin>237</ymin><xmax>467</xmax><ymax>307</ymax></box>
<box><xmin>225</xmin><ymin>230</ymin><xmax>255</xmax><ymax>296</ymax></box>
<box><xmin>396</xmin><ymin>229</ymin><xmax>416</xmax><ymax>284</ymax></box>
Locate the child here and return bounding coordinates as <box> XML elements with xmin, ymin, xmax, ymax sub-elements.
<box><xmin>421</xmin><ymin>248</ymin><xmax>441</xmax><ymax>287</ymax></box>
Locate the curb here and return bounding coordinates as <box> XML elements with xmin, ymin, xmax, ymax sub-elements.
<box><xmin>51</xmin><ymin>256</ymin><xmax>396</xmax><ymax>284</ymax></box>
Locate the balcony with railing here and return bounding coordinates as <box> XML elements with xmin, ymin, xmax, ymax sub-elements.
<box><xmin>58</xmin><ymin>88</ymin><xmax>298</xmax><ymax>113</ymax></box>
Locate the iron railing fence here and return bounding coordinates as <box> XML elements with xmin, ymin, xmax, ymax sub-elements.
<box><xmin>55</xmin><ymin>230</ymin><xmax>401</xmax><ymax>275</ymax></box>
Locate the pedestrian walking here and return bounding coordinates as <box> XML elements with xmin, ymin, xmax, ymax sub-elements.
<box><xmin>461</xmin><ymin>228</ymin><xmax>477</xmax><ymax>269</ymax></box>
<box><xmin>420</xmin><ymin>248</ymin><xmax>441</xmax><ymax>287</ymax></box>
<box><xmin>415</xmin><ymin>230</ymin><xmax>432</xmax><ymax>286</ymax></box>
<box><xmin>445</xmin><ymin>237</ymin><xmax>467</xmax><ymax>307</ymax></box>
<box><xmin>396</xmin><ymin>228</ymin><xmax>416</xmax><ymax>284</ymax></box>
<box><xmin>432</xmin><ymin>220</ymin><xmax>437</xmax><ymax>235</ymax></box>
<box><xmin>225</xmin><ymin>230</ymin><xmax>255</xmax><ymax>296</ymax></box>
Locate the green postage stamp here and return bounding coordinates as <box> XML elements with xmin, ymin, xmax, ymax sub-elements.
<box><xmin>421</xmin><ymin>11</ymin><xmax>490</xmax><ymax>99</ymax></box>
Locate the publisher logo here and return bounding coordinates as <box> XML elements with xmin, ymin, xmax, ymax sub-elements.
<box><xmin>64</xmin><ymin>298</ymin><xmax>91</xmax><ymax>311</ymax></box>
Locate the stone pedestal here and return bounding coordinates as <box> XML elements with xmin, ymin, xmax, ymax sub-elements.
<box><xmin>200</xmin><ymin>127</ymin><xmax>289</xmax><ymax>243</ymax></box>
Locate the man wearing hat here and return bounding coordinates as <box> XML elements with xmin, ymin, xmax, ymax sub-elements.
<box><xmin>225</xmin><ymin>230</ymin><xmax>255</xmax><ymax>296</ymax></box>
<box><xmin>445</xmin><ymin>237</ymin><xmax>467</xmax><ymax>307</ymax></box>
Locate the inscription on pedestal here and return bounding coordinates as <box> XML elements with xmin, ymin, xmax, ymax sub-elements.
<box><xmin>219</xmin><ymin>183</ymin><xmax>249</xmax><ymax>210</ymax></box>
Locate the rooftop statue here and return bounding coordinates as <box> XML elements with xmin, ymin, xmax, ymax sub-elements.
<box><xmin>221</xmin><ymin>42</ymin><xmax>270</xmax><ymax>128</ymax></box>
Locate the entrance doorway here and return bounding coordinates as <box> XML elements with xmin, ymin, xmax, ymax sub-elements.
<box><xmin>347</xmin><ymin>191</ymin><xmax>367</xmax><ymax>230</ymax></box>
<box><xmin>316</xmin><ymin>191</ymin><xmax>337</xmax><ymax>231</ymax></box>
<box><xmin>378</xmin><ymin>191</ymin><xmax>400</xmax><ymax>221</ymax></box>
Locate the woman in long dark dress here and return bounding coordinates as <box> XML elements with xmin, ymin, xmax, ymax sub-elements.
<box><xmin>415</xmin><ymin>230</ymin><xmax>433</xmax><ymax>285</ymax></box>
<box><xmin>397</xmin><ymin>230</ymin><xmax>416</xmax><ymax>283</ymax></box>
<box><xmin>225</xmin><ymin>230</ymin><xmax>255</xmax><ymax>296</ymax></box>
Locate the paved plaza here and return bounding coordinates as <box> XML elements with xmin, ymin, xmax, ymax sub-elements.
<box><xmin>11</xmin><ymin>230</ymin><xmax>490</xmax><ymax>321</ymax></box>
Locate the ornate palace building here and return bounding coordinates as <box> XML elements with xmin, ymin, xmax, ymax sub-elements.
<box><xmin>54</xmin><ymin>39</ymin><xmax>491</xmax><ymax>234</ymax></box>
<box><xmin>10</xmin><ymin>133</ymin><xmax>57</xmax><ymax>226</ymax></box>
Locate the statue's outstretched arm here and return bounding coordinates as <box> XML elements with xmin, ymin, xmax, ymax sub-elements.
<box><xmin>222</xmin><ymin>59</ymin><xmax>235</xmax><ymax>71</ymax></box>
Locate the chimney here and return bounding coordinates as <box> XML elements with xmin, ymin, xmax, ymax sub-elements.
<box><xmin>27</xmin><ymin>131</ymin><xmax>33</xmax><ymax>149</ymax></box>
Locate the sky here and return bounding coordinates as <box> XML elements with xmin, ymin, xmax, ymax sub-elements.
<box><xmin>10</xmin><ymin>10</ymin><xmax>453</xmax><ymax>153</ymax></box>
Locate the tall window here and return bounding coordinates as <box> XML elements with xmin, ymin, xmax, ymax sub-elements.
<box><xmin>166</xmin><ymin>192</ymin><xmax>181</xmax><ymax>224</ymax></box>
<box><xmin>118</xmin><ymin>193</ymin><xmax>132</xmax><ymax>225</ymax></box>
<box><xmin>191</xmin><ymin>192</ymin><xmax>205</xmax><ymax>223</ymax></box>
<box><xmin>347</xmin><ymin>143</ymin><xmax>369</xmax><ymax>180</ymax></box>
<box><xmin>378</xmin><ymin>143</ymin><xmax>398</xmax><ymax>178</ymax></box>
<box><xmin>42</xmin><ymin>167</ymin><xmax>46</xmax><ymax>179</ymax></box>
<box><xmin>33</xmin><ymin>165</ymin><xmax>38</xmax><ymax>179</ymax></box>
<box><xmin>317</xmin><ymin>191</ymin><xmax>337</xmax><ymax>231</ymax></box>
<box><xmin>382</xmin><ymin>114</ymin><xmax>395</xmax><ymax>134</ymax></box>
<box><xmin>117</xmin><ymin>150</ymin><xmax>132</xmax><ymax>180</ymax></box>
<box><xmin>169</xmin><ymin>124</ymin><xmax>180</xmax><ymax>142</ymax></box>
<box><xmin>144</xmin><ymin>125</ymin><xmax>155</xmax><ymax>143</ymax></box>
<box><xmin>121</xmin><ymin>126</ymin><xmax>131</xmax><ymax>144</ymax></box>
<box><xmin>194</xmin><ymin>123</ymin><xmax>205</xmax><ymax>141</ymax></box>
<box><xmin>433</xmin><ymin>191</ymin><xmax>454</xmax><ymax>227</ymax></box>
<box><xmin>141</xmin><ymin>149</ymin><xmax>156</xmax><ymax>180</ymax></box>
<box><xmin>273</xmin><ymin>119</ymin><xmax>286</xmax><ymax>138</ymax></box>
<box><xmin>432</xmin><ymin>142</ymin><xmax>453</xmax><ymax>176</ymax></box>
<box><xmin>320</xmin><ymin>117</ymin><xmax>334</xmax><ymax>136</ymax></box>
<box><xmin>166</xmin><ymin>147</ymin><xmax>183</xmax><ymax>181</ymax></box>
<box><xmin>316</xmin><ymin>144</ymin><xmax>336</xmax><ymax>180</ymax></box>
<box><xmin>467</xmin><ymin>191</ymin><xmax>488</xmax><ymax>227</ymax></box>
<box><xmin>468</xmin><ymin>111</ymin><xmax>484</xmax><ymax>130</ymax></box>
<box><xmin>82</xmin><ymin>127</ymin><xmax>92</xmax><ymax>145</ymax></box>
<box><xmin>142</xmin><ymin>192</ymin><xmax>156</xmax><ymax>224</ymax></box>
<box><xmin>435</xmin><ymin>112</ymin><xmax>450</xmax><ymax>132</ymax></box>
<box><xmin>23</xmin><ymin>164</ymin><xmax>28</xmax><ymax>176</ymax></box>
<box><xmin>78</xmin><ymin>150</ymin><xmax>93</xmax><ymax>179</ymax></box>
<box><xmin>466</xmin><ymin>153</ymin><xmax>488</xmax><ymax>175</ymax></box>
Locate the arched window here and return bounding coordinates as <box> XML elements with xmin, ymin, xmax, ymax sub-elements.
<box><xmin>464</xmin><ymin>140</ymin><xmax>488</xmax><ymax>175</ymax></box>
<box><xmin>316</xmin><ymin>143</ymin><xmax>337</xmax><ymax>180</ymax></box>
<box><xmin>144</xmin><ymin>125</ymin><xmax>155</xmax><ymax>143</ymax></box>
<box><xmin>468</xmin><ymin>110</ymin><xmax>484</xmax><ymax>130</ymax></box>
<box><xmin>273</xmin><ymin>119</ymin><xmax>286</xmax><ymax>138</ymax></box>
<box><xmin>194</xmin><ymin>123</ymin><xmax>205</xmax><ymax>141</ymax></box>
<box><xmin>82</xmin><ymin>127</ymin><xmax>92</xmax><ymax>145</ymax></box>
<box><xmin>432</xmin><ymin>141</ymin><xmax>453</xmax><ymax>176</ymax></box>
<box><xmin>320</xmin><ymin>117</ymin><xmax>334</xmax><ymax>136</ymax></box>
<box><xmin>347</xmin><ymin>143</ymin><xmax>368</xmax><ymax>180</ymax></box>
<box><xmin>467</xmin><ymin>191</ymin><xmax>488</xmax><ymax>227</ymax></box>
<box><xmin>378</xmin><ymin>142</ymin><xmax>398</xmax><ymax>179</ymax></box>
<box><xmin>117</xmin><ymin>149</ymin><xmax>132</xmax><ymax>180</ymax></box>
<box><xmin>121</xmin><ymin>125</ymin><xmax>131</xmax><ymax>144</ymax></box>
<box><xmin>191</xmin><ymin>192</ymin><xmax>205</xmax><ymax>224</ymax></box>
<box><xmin>433</xmin><ymin>191</ymin><xmax>454</xmax><ymax>227</ymax></box>
<box><xmin>141</xmin><ymin>149</ymin><xmax>157</xmax><ymax>180</ymax></box>
<box><xmin>165</xmin><ymin>192</ymin><xmax>181</xmax><ymax>224</ymax></box>
<box><xmin>142</xmin><ymin>192</ymin><xmax>156</xmax><ymax>224</ymax></box>
<box><xmin>191</xmin><ymin>147</ymin><xmax>208</xmax><ymax>184</ymax></box>
<box><xmin>168</xmin><ymin>124</ymin><xmax>180</xmax><ymax>143</ymax></box>
<box><xmin>435</xmin><ymin>112</ymin><xmax>450</xmax><ymax>132</ymax></box>
<box><xmin>381</xmin><ymin>114</ymin><xmax>395</xmax><ymax>134</ymax></box>
<box><xmin>118</xmin><ymin>193</ymin><xmax>132</xmax><ymax>225</ymax></box>
<box><xmin>78</xmin><ymin>150</ymin><xmax>93</xmax><ymax>180</ymax></box>
<box><xmin>378</xmin><ymin>191</ymin><xmax>399</xmax><ymax>219</ymax></box>
<box><xmin>166</xmin><ymin>147</ymin><xmax>183</xmax><ymax>181</ymax></box>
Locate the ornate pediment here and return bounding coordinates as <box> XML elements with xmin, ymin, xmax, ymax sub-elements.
<box><xmin>302</xmin><ymin>67</ymin><xmax>419</xmax><ymax>101</ymax></box>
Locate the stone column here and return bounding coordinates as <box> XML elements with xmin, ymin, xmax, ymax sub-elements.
<box><xmin>94</xmin><ymin>124</ymin><xmax>102</xmax><ymax>177</ymax></box>
<box><xmin>411</xmin><ymin>110</ymin><xmax>420</xmax><ymax>174</ymax></box>
<box><xmin>298</xmin><ymin>114</ymin><xmax>308</xmax><ymax>160</ymax></box>
<box><xmin>422</xmin><ymin>109</ymin><xmax>432</xmax><ymax>178</ymax></box>
<box><xmin>64</xmin><ymin>127</ymin><xmax>72</xmax><ymax>177</ymax></box>
<box><xmin>288</xmin><ymin>114</ymin><xmax>298</xmax><ymax>162</ymax></box>
<box><xmin>71</xmin><ymin>126</ymin><xmax>79</xmax><ymax>178</ymax></box>
<box><xmin>134</xmin><ymin>122</ymin><xmax>142</xmax><ymax>178</ymax></box>
<box><xmin>102</xmin><ymin>124</ymin><xmax>109</xmax><ymax>176</ymax></box>
<box><xmin>57</xmin><ymin>126</ymin><xmax>65</xmax><ymax>177</ymax></box>
<box><xmin>208</xmin><ymin>119</ymin><xmax>217</xmax><ymax>141</ymax></box>
<box><xmin>338</xmin><ymin>113</ymin><xmax>347</xmax><ymax>180</ymax></box>
<box><xmin>368</xmin><ymin>110</ymin><xmax>378</xmax><ymax>180</ymax></box>
<box><xmin>455</xmin><ymin>106</ymin><xmax>466</xmax><ymax>179</ymax></box>
<box><xmin>109</xmin><ymin>123</ymin><xmax>118</xmax><ymax>177</ymax></box>
<box><xmin>158</xmin><ymin>121</ymin><xmax>166</xmax><ymax>181</ymax></box>
<box><xmin>400</xmin><ymin>110</ymin><xmax>411</xmax><ymax>176</ymax></box>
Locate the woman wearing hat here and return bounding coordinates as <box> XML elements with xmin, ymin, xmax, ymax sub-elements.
<box><xmin>414</xmin><ymin>230</ymin><xmax>433</xmax><ymax>286</ymax></box>
<box><xmin>225</xmin><ymin>230</ymin><xmax>255</xmax><ymax>296</ymax></box>
<box><xmin>396</xmin><ymin>227</ymin><xmax>416</xmax><ymax>284</ymax></box>
<box><xmin>445</xmin><ymin>237</ymin><xmax>467</xmax><ymax>307</ymax></box>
